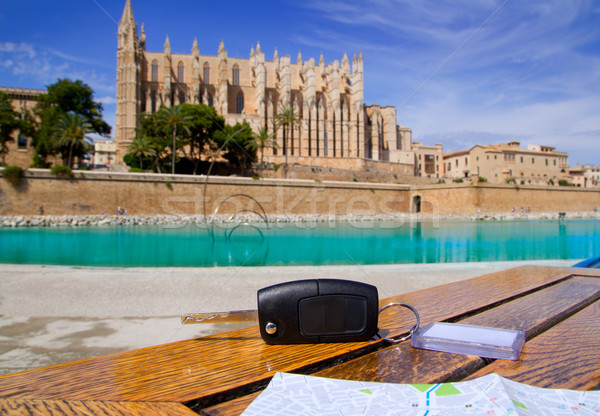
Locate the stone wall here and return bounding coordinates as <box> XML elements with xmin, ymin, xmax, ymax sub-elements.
<box><xmin>0</xmin><ymin>170</ymin><xmax>412</xmax><ymax>216</ymax></box>
<box><xmin>1</xmin><ymin>170</ymin><xmax>598</xmax><ymax>217</ymax></box>
<box><xmin>414</xmin><ymin>183</ymin><xmax>600</xmax><ymax>214</ymax></box>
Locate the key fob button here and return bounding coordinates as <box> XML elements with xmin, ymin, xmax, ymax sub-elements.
<box><xmin>299</xmin><ymin>295</ymin><xmax>367</xmax><ymax>336</ymax></box>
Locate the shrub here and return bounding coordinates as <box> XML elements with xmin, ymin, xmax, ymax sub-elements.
<box><xmin>129</xmin><ymin>167</ymin><xmax>144</xmax><ymax>173</ymax></box>
<box><xmin>558</xmin><ymin>179</ymin><xmax>572</xmax><ymax>187</ymax></box>
<box><xmin>50</xmin><ymin>165</ymin><xmax>73</xmax><ymax>178</ymax></box>
<box><xmin>2</xmin><ymin>165</ymin><xmax>25</xmax><ymax>187</ymax></box>
<box><xmin>478</xmin><ymin>176</ymin><xmax>488</xmax><ymax>183</ymax></box>
<box><xmin>453</xmin><ymin>178</ymin><xmax>464</xmax><ymax>183</ymax></box>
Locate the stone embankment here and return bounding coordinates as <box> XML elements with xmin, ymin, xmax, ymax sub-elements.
<box><xmin>0</xmin><ymin>211</ymin><xmax>599</xmax><ymax>227</ymax></box>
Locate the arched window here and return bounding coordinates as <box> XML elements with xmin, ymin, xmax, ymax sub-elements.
<box><xmin>207</xmin><ymin>94</ymin><xmax>213</xmax><ymax>107</ymax></box>
<box><xmin>177</xmin><ymin>62</ymin><xmax>184</xmax><ymax>83</ymax></box>
<box><xmin>232</xmin><ymin>64</ymin><xmax>240</xmax><ymax>86</ymax></box>
<box><xmin>236</xmin><ymin>92</ymin><xmax>244</xmax><ymax>114</ymax></box>
<box><xmin>151</xmin><ymin>92</ymin><xmax>157</xmax><ymax>112</ymax></box>
<box><xmin>151</xmin><ymin>60</ymin><xmax>158</xmax><ymax>82</ymax></box>
<box><xmin>203</xmin><ymin>62</ymin><xmax>210</xmax><ymax>84</ymax></box>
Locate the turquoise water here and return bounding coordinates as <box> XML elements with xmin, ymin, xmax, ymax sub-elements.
<box><xmin>0</xmin><ymin>220</ymin><xmax>599</xmax><ymax>267</ymax></box>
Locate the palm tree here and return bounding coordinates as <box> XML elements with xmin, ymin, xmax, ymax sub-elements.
<box><xmin>247</xmin><ymin>126</ymin><xmax>277</xmax><ymax>175</ymax></box>
<box><xmin>275</xmin><ymin>106</ymin><xmax>300</xmax><ymax>178</ymax></box>
<box><xmin>54</xmin><ymin>113</ymin><xmax>92</xmax><ymax>168</ymax></box>
<box><xmin>157</xmin><ymin>105</ymin><xmax>192</xmax><ymax>174</ymax></box>
<box><xmin>129</xmin><ymin>136</ymin><xmax>156</xmax><ymax>170</ymax></box>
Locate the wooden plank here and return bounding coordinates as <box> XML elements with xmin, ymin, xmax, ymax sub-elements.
<box><xmin>0</xmin><ymin>398</ymin><xmax>197</xmax><ymax>416</ymax></box>
<box><xmin>201</xmin><ymin>272</ymin><xmax>600</xmax><ymax>415</ymax></box>
<box><xmin>0</xmin><ymin>266</ymin><xmax>582</xmax><ymax>405</ymax></box>
<box><xmin>466</xmin><ymin>300</ymin><xmax>600</xmax><ymax>390</ymax></box>
<box><xmin>313</xmin><ymin>276</ymin><xmax>600</xmax><ymax>384</ymax></box>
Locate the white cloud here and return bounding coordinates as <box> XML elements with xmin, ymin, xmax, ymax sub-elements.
<box><xmin>0</xmin><ymin>42</ymin><xmax>36</xmax><ymax>59</ymax></box>
<box><xmin>97</xmin><ymin>96</ymin><xmax>116</xmax><ymax>105</ymax></box>
<box><xmin>0</xmin><ymin>41</ymin><xmax>115</xmax><ymax>95</ymax></box>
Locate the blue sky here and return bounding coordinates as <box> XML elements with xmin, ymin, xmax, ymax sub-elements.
<box><xmin>1</xmin><ymin>0</ymin><xmax>599</xmax><ymax>166</ymax></box>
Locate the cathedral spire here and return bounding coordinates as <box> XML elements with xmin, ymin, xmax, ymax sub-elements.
<box><xmin>164</xmin><ymin>35</ymin><xmax>171</xmax><ymax>55</ymax></box>
<box><xmin>139</xmin><ymin>23</ymin><xmax>146</xmax><ymax>49</ymax></box>
<box><xmin>192</xmin><ymin>37</ymin><xmax>199</xmax><ymax>56</ymax></box>
<box><xmin>120</xmin><ymin>0</ymin><xmax>135</xmax><ymax>25</ymax></box>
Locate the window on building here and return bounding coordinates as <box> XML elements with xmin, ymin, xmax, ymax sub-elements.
<box><xmin>554</xmin><ymin>160</ymin><xmax>557</xmax><ymax>166</ymax></box>
<box><xmin>151</xmin><ymin>93</ymin><xmax>156</xmax><ymax>112</ymax></box>
<box><xmin>177</xmin><ymin>62</ymin><xmax>184</xmax><ymax>83</ymax></box>
<box><xmin>465</xmin><ymin>157</ymin><xmax>468</xmax><ymax>166</ymax></box>
<box><xmin>236</xmin><ymin>92</ymin><xmax>244</xmax><ymax>114</ymax></box>
<box><xmin>424</xmin><ymin>154</ymin><xmax>435</xmax><ymax>175</ymax></box>
<box><xmin>521</xmin><ymin>156</ymin><xmax>524</xmax><ymax>163</ymax></box>
<box><xmin>207</xmin><ymin>94</ymin><xmax>213</xmax><ymax>107</ymax></box>
<box><xmin>546</xmin><ymin>159</ymin><xmax>549</xmax><ymax>166</ymax></box>
<box><xmin>17</xmin><ymin>134</ymin><xmax>27</xmax><ymax>148</ymax></box>
<box><xmin>151</xmin><ymin>61</ymin><xmax>158</xmax><ymax>82</ymax></box>
<box><xmin>232</xmin><ymin>64</ymin><xmax>240</xmax><ymax>86</ymax></box>
<box><xmin>532</xmin><ymin>157</ymin><xmax>535</xmax><ymax>164</ymax></box>
<box><xmin>203</xmin><ymin>63</ymin><xmax>210</xmax><ymax>84</ymax></box>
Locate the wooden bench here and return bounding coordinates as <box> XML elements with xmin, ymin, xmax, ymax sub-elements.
<box><xmin>1</xmin><ymin>265</ymin><xmax>599</xmax><ymax>415</ymax></box>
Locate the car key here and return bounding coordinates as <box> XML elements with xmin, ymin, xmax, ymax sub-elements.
<box><xmin>182</xmin><ymin>279</ymin><xmax>379</xmax><ymax>344</ymax></box>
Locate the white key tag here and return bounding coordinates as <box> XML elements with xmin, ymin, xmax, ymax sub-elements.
<box><xmin>411</xmin><ymin>322</ymin><xmax>525</xmax><ymax>360</ymax></box>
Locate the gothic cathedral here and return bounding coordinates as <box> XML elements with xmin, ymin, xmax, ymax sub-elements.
<box><xmin>116</xmin><ymin>0</ymin><xmax>414</xmax><ymax>172</ymax></box>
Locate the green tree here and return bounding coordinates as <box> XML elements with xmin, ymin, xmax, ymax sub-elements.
<box><xmin>32</xmin><ymin>79</ymin><xmax>110</xmax><ymax>167</ymax></box>
<box><xmin>128</xmin><ymin>136</ymin><xmax>156</xmax><ymax>171</ymax></box>
<box><xmin>275</xmin><ymin>106</ymin><xmax>300</xmax><ymax>178</ymax></box>
<box><xmin>136</xmin><ymin>111</ymin><xmax>168</xmax><ymax>172</ymax></box>
<box><xmin>0</xmin><ymin>91</ymin><xmax>22</xmax><ymax>166</ymax></box>
<box><xmin>157</xmin><ymin>105</ymin><xmax>193</xmax><ymax>174</ymax></box>
<box><xmin>214</xmin><ymin>122</ymin><xmax>257</xmax><ymax>174</ymax></box>
<box><xmin>246</xmin><ymin>126</ymin><xmax>277</xmax><ymax>174</ymax></box>
<box><xmin>53</xmin><ymin>113</ymin><xmax>93</xmax><ymax>168</ymax></box>
<box><xmin>179</xmin><ymin>103</ymin><xmax>225</xmax><ymax>174</ymax></box>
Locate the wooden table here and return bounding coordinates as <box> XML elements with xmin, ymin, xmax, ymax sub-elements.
<box><xmin>1</xmin><ymin>265</ymin><xmax>599</xmax><ymax>415</ymax></box>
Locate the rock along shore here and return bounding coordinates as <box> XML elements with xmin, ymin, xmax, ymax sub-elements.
<box><xmin>0</xmin><ymin>211</ymin><xmax>599</xmax><ymax>227</ymax></box>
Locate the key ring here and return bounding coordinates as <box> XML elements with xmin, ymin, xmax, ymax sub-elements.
<box><xmin>377</xmin><ymin>302</ymin><xmax>420</xmax><ymax>343</ymax></box>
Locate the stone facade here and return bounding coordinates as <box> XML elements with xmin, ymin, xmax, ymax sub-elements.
<box><xmin>443</xmin><ymin>141</ymin><xmax>569</xmax><ymax>185</ymax></box>
<box><xmin>412</xmin><ymin>141</ymin><xmax>444</xmax><ymax>178</ymax></box>
<box><xmin>93</xmin><ymin>140</ymin><xmax>117</xmax><ymax>166</ymax></box>
<box><xmin>116</xmin><ymin>0</ymin><xmax>414</xmax><ymax>172</ymax></box>
<box><xmin>0</xmin><ymin>87</ymin><xmax>44</xmax><ymax>168</ymax></box>
<box><xmin>568</xmin><ymin>164</ymin><xmax>600</xmax><ymax>188</ymax></box>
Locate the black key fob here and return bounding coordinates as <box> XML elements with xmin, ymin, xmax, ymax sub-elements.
<box><xmin>257</xmin><ymin>279</ymin><xmax>379</xmax><ymax>344</ymax></box>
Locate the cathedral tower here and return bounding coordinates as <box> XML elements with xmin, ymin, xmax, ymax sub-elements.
<box><xmin>116</xmin><ymin>0</ymin><xmax>143</xmax><ymax>161</ymax></box>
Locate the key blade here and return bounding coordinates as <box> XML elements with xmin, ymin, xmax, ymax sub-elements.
<box><xmin>181</xmin><ymin>310</ymin><xmax>258</xmax><ymax>324</ymax></box>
